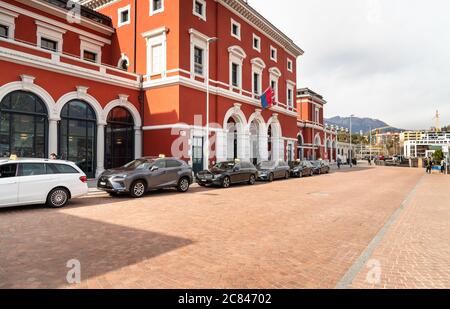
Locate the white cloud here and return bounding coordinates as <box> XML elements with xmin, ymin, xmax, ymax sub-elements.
<box><xmin>247</xmin><ymin>0</ymin><xmax>450</xmax><ymax>130</ymax></box>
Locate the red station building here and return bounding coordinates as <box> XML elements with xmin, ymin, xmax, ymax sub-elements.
<box><xmin>0</xmin><ymin>0</ymin><xmax>337</xmax><ymax>178</ymax></box>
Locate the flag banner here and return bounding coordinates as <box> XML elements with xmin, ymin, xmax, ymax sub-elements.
<box><xmin>260</xmin><ymin>87</ymin><xmax>275</xmax><ymax>110</ymax></box>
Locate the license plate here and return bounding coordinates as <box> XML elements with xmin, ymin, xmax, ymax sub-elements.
<box><xmin>100</xmin><ymin>182</ymin><xmax>106</xmax><ymax>186</ymax></box>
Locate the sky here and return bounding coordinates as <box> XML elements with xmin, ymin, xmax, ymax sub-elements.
<box><xmin>247</xmin><ymin>0</ymin><xmax>450</xmax><ymax>130</ymax></box>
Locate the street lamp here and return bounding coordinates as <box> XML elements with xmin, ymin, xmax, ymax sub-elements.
<box><xmin>204</xmin><ymin>37</ymin><xmax>218</xmax><ymax>169</ymax></box>
<box><xmin>350</xmin><ymin>114</ymin><xmax>354</xmax><ymax>167</ymax></box>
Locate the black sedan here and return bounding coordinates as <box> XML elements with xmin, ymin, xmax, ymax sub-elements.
<box><xmin>256</xmin><ymin>161</ymin><xmax>290</xmax><ymax>182</ymax></box>
<box><xmin>289</xmin><ymin>160</ymin><xmax>314</xmax><ymax>178</ymax></box>
<box><xmin>311</xmin><ymin>160</ymin><xmax>331</xmax><ymax>175</ymax></box>
<box><xmin>196</xmin><ymin>161</ymin><xmax>258</xmax><ymax>188</ymax></box>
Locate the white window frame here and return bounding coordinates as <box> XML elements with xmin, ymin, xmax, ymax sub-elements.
<box><xmin>286</xmin><ymin>80</ymin><xmax>296</xmax><ymax>109</ymax></box>
<box><xmin>251</xmin><ymin>58</ymin><xmax>266</xmax><ymax>98</ymax></box>
<box><xmin>189</xmin><ymin>29</ymin><xmax>208</xmax><ymax>78</ymax></box>
<box><xmin>228</xmin><ymin>46</ymin><xmax>246</xmax><ymax>90</ymax></box>
<box><xmin>150</xmin><ymin>0</ymin><xmax>164</xmax><ymax>16</ymax></box>
<box><xmin>143</xmin><ymin>27</ymin><xmax>168</xmax><ymax>77</ymax></box>
<box><xmin>269</xmin><ymin>67</ymin><xmax>281</xmax><ymax>103</ymax></box>
<box><xmin>252</xmin><ymin>33</ymin><xmax>261</xmax><ymax>52</ymax></box>
<box><xmin>270</xmin><ymin>45</ymin><xmax>278</xmax><ymax>62</ymax></box>
<box><xmin>80</xmin><ymin>36</ymin><xmax>104</xmax><ymax>64</ymax></box>
<box><xmin>36</xmin><ymin>21</ymin><xmax>66</xmax><ymax>53</ymax></box>
<box><xmin>193</xmin><ymin>45</ymin><xmax>205</xmax><ymax>77</ymax></box>
<box><xmin>193</xmin><ymin>0</ymin><xmax>207</xmax><ymax>21</ymax></box>
<box><xmin>287</xmin><ymin>58</ymin><xmax>293</xmax><ymax>72</ymax></box>
<box><xmin>118</xmin><ymin>5</ymin><xmax>131</xmax><ymax>28</ymax></box>
<box><xmin>231</xmin><ymin>18</ymin><xmax>241</xmax><ymax>41</ymax></box>
<box><xmin>315</xmin><ymin>106</ymin><xmax>320</xmax><ymax>123</ymax></box>
<box><xmin>0</xmin><ymin>8</ymin><xmax>18</xmax><ymax>40</ymax></box>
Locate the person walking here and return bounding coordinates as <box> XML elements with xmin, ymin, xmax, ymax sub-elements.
<box><xmin>368</xmin><ymin>157</ymin><xmax>372</xmax><ymax>166</ymax></box>
<box><xmin>441</xmin><ymin>159</ymin><xmax>445</xmax><ymax>174</ymax></box>
<box><xmin>426</xmin><ymin>157</ymin><xmax>432</xmax><ymax>174</ymax></box>
<box><xmin>337</xmin><ymin>157</ymin><xmax>342</xmax><ymax>169</ymax></box>
<box><xmin>50</xmin><ymin>153</ymin><xmax>57</xmax><ymax>160</ymax></box>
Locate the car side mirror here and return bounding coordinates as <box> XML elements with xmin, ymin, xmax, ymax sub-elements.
<box><xmin>233</xmin><ymin>166</ymin><xmax>240</xmax><ymax>172</ymax></box>
<box><xmin>150</xmin><ymin>166</ymin><xmax>159</xmax><ymax>172</ymax></box>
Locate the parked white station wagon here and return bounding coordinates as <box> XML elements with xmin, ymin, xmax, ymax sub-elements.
<box><xmin>0</xmin><ymin>158</ymin><xmax>89</xmax><ymax>209</ymax></box>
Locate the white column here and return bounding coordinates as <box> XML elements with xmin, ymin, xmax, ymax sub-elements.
<box><xmin>48</xmin><ymin>119</ymin><xmax>59</xmax><ymax>156</ymax></box>
<box><xmin>216</xmin><ymin>130</ymin><xmax>227</xmax><ymax>163</ymax></box>
<box><xmin>134</xmin><ymin>127</ymin><xmax>142</xmax><ymax>158</ymax></box>
<box><xmin>259</xmin><ymin>135</ymin><xmax>269</xmax><ymax>161</ymax></box>
<box><xmin>96</xmin><ymin>123</ymin><xmax>105</xmax><ymax>178</ymax></box>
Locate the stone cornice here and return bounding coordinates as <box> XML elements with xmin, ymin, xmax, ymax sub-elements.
<box><xmin>218</xmin><ymin>0</ymin><xmax>304</xmax><ymax>57</ymax></box>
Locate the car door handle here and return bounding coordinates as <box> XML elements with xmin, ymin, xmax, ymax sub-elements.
<box><xmin>4</xmin><ymin>181</ymin><xmax>17</xmax><ymax>184</ymax></box>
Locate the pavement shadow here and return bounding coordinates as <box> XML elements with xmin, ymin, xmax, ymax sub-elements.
<box><xmin>0</xmin><ymin>212</ymin><xmax>193</xmax><ymax>288</ymax></box>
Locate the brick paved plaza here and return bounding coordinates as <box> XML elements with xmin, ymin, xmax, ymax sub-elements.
<box><xmin>0</xmin><ymin>166</ymin><xmax>449</xmax><ymax>289</ymax></box>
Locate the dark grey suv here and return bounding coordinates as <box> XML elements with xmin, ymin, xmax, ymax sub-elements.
<box><xmin>97</xmin><ymin>157</ymin><xmax>193</xmax><ymax>198</ymax></box>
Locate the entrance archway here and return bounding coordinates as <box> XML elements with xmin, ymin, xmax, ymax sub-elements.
<box><xmin>227</xmin><ymin>118</ymin><xmax>238</xmax><ymax>161</ymax></box>
<box><xmin>105</xmin><ymin>107</ymin><xmax>134</xmax><ymax>169</ymax></box>
<box><xmin>59</xmin><ymin>100</ymin><xmax>97</xmax><ymax>178</ymax></box>
<box><xmin>267</xmin><ymin>116</ymin><xmax>282</xmax><ymax>162</ymax></box>
<box><xmin>223</xmin><ymin>104</ymin><xmax>247</xmax><ymax>162</ymax></box>
<box><xmin>0</xmin><ymin>90</ymin><xmax>48</xmax><ymax>158</ymax></box>
<box><xmin>314</xmin><ymin>134</ymin><xmax>322</xmax><ymax>160</ymax></box>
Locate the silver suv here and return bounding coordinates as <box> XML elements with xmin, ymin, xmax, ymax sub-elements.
<box><xmin>97</xmin><ymin>157</ymin><xmax>193</xmax><ymax>198</ymax></box>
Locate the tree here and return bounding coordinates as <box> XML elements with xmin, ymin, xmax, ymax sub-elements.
<box><xmin>433</xmin><ymin>149</ymin><xmax>444</xmax><ymax>164</ymax></box>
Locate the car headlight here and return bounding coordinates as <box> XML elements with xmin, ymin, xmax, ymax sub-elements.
<box><xmin>112</xmin><ymin>175</ymin><xmax>127</xmax><ymax>180</ymax></box>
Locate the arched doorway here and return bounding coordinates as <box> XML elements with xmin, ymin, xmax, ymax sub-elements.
<box><xmin>297</xmin><ymin>134</ymin><xmax>304</xmax><ymax>160</ymax></box>
<box><xmin>0</xmin><ymin>91</ymin><xmax>48</xmax><ymax>158</ymax></box>
<box><xmin>314</xmin><ymin>134</ymin><xmax>322</xmax><ymax>160</ymax></box>
<box><xmin>227</xmin><ymin>118</ymin><xmax>238</xmax><ymax>161</ymax></box>
<box><xmin>267</xmin><ymin>119</ymin><xmax>282</xmax><ymax>162</ymax></box>
<box><xmin>105</xmin><ymin>107</ymin><xmax>134</xmax><ymax>169</ymax></box>
<box><xmin>249</xmin><ymin>119</ymin><xmax>261</xmax><ymax>165</ymax></box>
<box><xmin>59</xmin><ymin>100</ymin><xmax>97</xmax><ymax>179</ymax></box>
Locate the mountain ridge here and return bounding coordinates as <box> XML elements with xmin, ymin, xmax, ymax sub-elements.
<box><xmin>325</xmin><ymin>116</ymin><xmax>402</xmax><ymax>133</ymax></box>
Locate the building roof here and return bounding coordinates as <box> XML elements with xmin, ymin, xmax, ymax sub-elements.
<box><xmin>81</xmin><ymin>0</ymin><xmax>304</xmax><ymax>57</ymax></box>
<box><xmin>42</xmin><ymin>0</ymin><xmax>112</xmax><ymax>27</ymax></box>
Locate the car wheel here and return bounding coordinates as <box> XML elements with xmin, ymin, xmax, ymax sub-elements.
<box><xmin>177</xmin><ymin>177</ymin><xmax>190</xmax><ymax>193</ymax></box>
<box><xmin>310</xmin><ymin>171</ymin><xmax>314</xmax><ymax>177</ymax></box>
<box><xmin>130</xmin><ymin>180</ymin><xmax>146</xmax><ymax>198</ymax></box>
<box><xmin>222</xmin><ymin>176</ymin><xmax>231</xmax><ymax>188</ymax></box>
<box><xmin>285</xmin><ymin>171</ymin><xmax>290</xmax><ymax>179</ymax></box>
<box><xmin>268</xmin><ymin>173</ymin><xmax>274</xmax><ymax>182</ymax></box>
<box><xmin>248</xmin><ymin>174</ymin><xmax>256</xmax><ymax>185</ymax></box>
<box><xmin>298</xmin><ymin>172</ymin><xmax>303</xmax><ymax>178</ymax></box>
<box><xmin>47</xmin><ymin>188</ymin><xmax>69</xmax><ymax>208</ymax></box>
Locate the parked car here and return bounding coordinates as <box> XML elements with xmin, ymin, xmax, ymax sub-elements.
<box><xmin>289</xmin><ymin>160</ymin><xmax>314</xmax><ymax>178</ymax></box>
<box><xmin>196</xmin><ymin>161</ymin><xmax>257</xmax><ymax>188</ymax></box>
<box><xmin>97</xmin><ymin>157</ymin><xmax>193</xmax><ymax>198</ymax></box>
<box><xmin>256</xmin><ymin>161</ymin><xmax>290</xmax><ymax>182</ymax></box>
<box><xmin>0</xmin><ymin>158</ymin><xmax>89</xmax><ymax>209</ymax></box>
<box><xmin>311</xmin><ymin>160</ymin><xmax>331</xmax><ymax>175</ymax></box>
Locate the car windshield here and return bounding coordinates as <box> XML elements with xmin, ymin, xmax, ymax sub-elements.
<box><xmin>312</xmin><ymin>161</ymin><xmax>321</xmax><ymax>167</ymax></box>
<box><xmin>258</xmin><ymin>161</ymin><xmax>276</xmax><ymax>169</ymax></box>
<box><xmin>122</xmin><ymin>159</ymin><xmax>153</xmax><ymax>170</ymax></box>
<box><xmin>214</xmin><ymin>162</ymin><xmax>235</xmax><ymax>170</ymax></box>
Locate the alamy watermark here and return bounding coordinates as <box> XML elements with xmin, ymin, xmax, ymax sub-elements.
<box><xmin>365</xmin><ymin>259</ymin><xmax>382</xmax><ymax>285</ymax></box>
<box><xmin>66</xmin><ymin>259</ymin><xmax>81</xmax><ymax>284</ymax></box>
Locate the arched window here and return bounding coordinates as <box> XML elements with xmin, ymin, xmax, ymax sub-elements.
<box><xmin>105</xmin><ymin>107</ymin><xmax>134</xmax><ymax>169</ymax></box>
<box><xmin>59</xmin><ymin>100</ymin><xmax>97</xmax><ymax>178</ymax></box>
<box><xmin>0</xmin><ymin>91</ymin><xmax>48</xmax><ymax>158</ymax></box>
